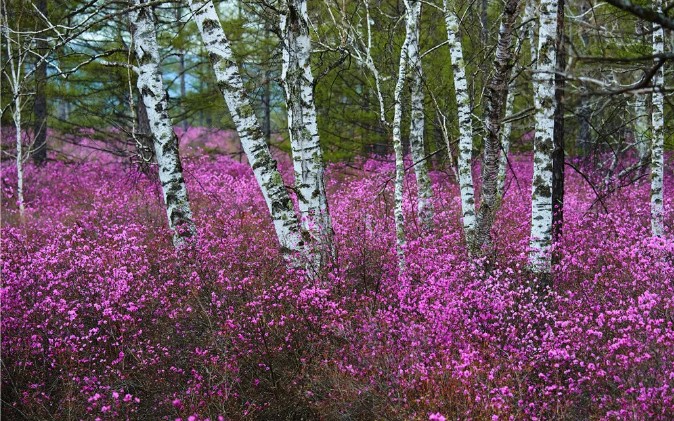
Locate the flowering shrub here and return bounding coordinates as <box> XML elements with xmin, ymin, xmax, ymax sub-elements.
<box><xmin>1</xmin><ymin>144</ymin><xmax>672</xmax><ymax>420</ymax></box>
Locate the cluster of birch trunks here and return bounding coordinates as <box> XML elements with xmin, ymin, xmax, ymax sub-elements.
<box><xmin>39</xmin><ymin>0</ymin><xmax>664</xmax><ymax>277</ymax></box>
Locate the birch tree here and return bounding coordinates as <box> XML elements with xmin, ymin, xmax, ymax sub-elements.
<box><xmin>280</xmin><ymin>0</ymin><xmax>333</xmax><ymax>259</ymax></box>
<box><xmin>387</xmin><ymin>0</ymin><xmax>422</xmax><ymax>268</ymax></box>
<box><xmin>529</xmin><ymin>0</ymin><xmax>558</xmax><ymax>273</ymax></box>
<box><xmin>187</xmin><ymin>0</ymin><xmax>304</xmax><ymax>253</ymax></box>
<box><xmin>443</xmin><ymin>0</ymin><xmax>476</xmax><ymax>244</ymax></box>
<box><xmin>1</xmin><ymin>5</ymin><xmax>28</xmax><ymax>222</ymax></box>
<box><xmin>407</xmin><ymin>0</ymin><xmax>434</xmax><ymax>227</ymax></box>
<box><xmin>651</xmin><ymin>0</ymin><xmax>665</xmax><ymax>237</ymax></box>
<box><xmin>473</xmin><ymin>0</ymin><xmax>521</xmax><ymax>253</ymax></box>
<box><xmin>129</xmin><ymin>0</ymin><xmax>196</xmax><ymax>245</ymax></box>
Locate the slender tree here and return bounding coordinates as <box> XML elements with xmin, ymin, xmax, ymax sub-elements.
<box><xmin>551</xmin><ymin>0</ymin><xmax>565</xmax><ymax>242</ymax></box>
<box><xmin>32</xmin><ymin>0</ymin><xmax>48</xmax><ymax>165</ymax></box>
<box><xmin>129</xmin><ymin>0</ymin><xmax>196</xmax><ymax>245</ymax></box>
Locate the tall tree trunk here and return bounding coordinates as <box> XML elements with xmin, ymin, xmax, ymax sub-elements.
<box><xmin>388</xmin><ymin>0</ymin><xmax>420</xmax><ymax>269</ymax></box>
<box><xmin>443</xmin><ymin>0</ymin><xmax>476</xmax><ymax>244</ymax></box>
<box><xmin>280</xmin><ymin>0</ymin><xmax>333</xmax><ymax>262</ymax></box>
<box><xmin>129</xmin><ymin>0</ymin><xmax>196</xmax><ymax>246</ymax></box>
<box><xmin>651</xmin><ymin>0</ymin><xmax>665</xmax><ymax>237</ymax></box>
<box><xmin>473</xmin><ymin>0</ymin><xmax>521</xmax><ymax>253</ymax></box>
<box><xmin>529</xmin><ymin>0</ymin><xmax>558</xmax><ymax>274</ymax></box>
<box><xmin>551</xmin><ymin>0</ymin><xmax>565</xmax><ymax>243</ymax></box>
<box><xmin>188</xmin><ymin>0</ymin><xmax>304</xmax><ymax>254</ymax></box>
<box><xmin>407</xmin><ymin>0</ymin><xmax>434</xmax><ymax>227</ymax></box>
<box><xmin>15</xmin><ymin>96</ymin><xmax>25</xmax><ymax>222</ymax></box>
<box><xmin>32</xmin><ymin>0</ymin><xmax>48</xmax><ymax>165</ymax></box>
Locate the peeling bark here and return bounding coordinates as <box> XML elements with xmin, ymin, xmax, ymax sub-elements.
<box><xmin>129</xmin><ymin>0</ymin><xmax>196</xmax><ymax>246</ymax></box>
<box><xmin>188</xmin><ymin>0</ymin><xmax>304</xmax><ymax>253</ymax></box>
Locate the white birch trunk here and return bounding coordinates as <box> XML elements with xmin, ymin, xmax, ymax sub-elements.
<box><xmin>529</xmin><ymin>0</ymin><xmax>558</xmax><ymax>273</ymax></box>
<box><xmin>14</xmin><ymin>98</ymin><xmax>25</xmax><ymax>222</ymax></box>
<box><xmin>389</xmin><ymin>0</ymin><xmax>419</xmax><ymax>269</ymax></box>
<box><xmin>407</xmin><ymin>0</ymin><xmax>434</xmax><ymax>227</ymax></box>
<box><xmin>443</xmin><ymin>1</ymin><xmax>476</xmax><ymax>243</ymax></box>
<box><xmin>4</xmin><ymin>19</ymin><xmax>25</xmax><ymax>221</ymax></box>
<box><xmin>129</xmin><ymin>0</ymin><xmax>196</xmax><ymax>246</ymax></box>
<box><xmin>280</xmin><ymin>0</ymin><xmax>333</xmax><ymax>261</ymax></box>
<box><xmin>188</xmin><ymin>0</ymin><xmax>304</xmax><ymax>253</ymax></box>
<box><xmin>651</xmin><ymin>0</ymin><xmax>665</xmax><ymax>237</ymax></box>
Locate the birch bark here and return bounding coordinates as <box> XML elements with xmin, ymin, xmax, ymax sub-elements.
<box><xmin>443</xmin><ymin>0</ymin><xmax>476</xmax><ymax>243</ymax></box>
<box><xmin>3</xmin><ymin>15</ymin><xmax>26</xmax><ymax>222</ymax></box>
<box><xmin>473</xmin><ymin>0</ymin><xmax>521</xmax><ymax>253</ymax></box>
<box><xmin>280</xmin><ymin>0</ymin><xmax>333</xmax><ymax>258</ymax></box>
<box><xmin>129</xmin><ymin>0</ymin><xmax>196</xmax><ymax>246</ymax></box>
<box><xmin>529</xmin><ymin>0</ymin><xmax>557</xmax><ymax>273</ymax></box>
<box><xmin>388</xmin><ymin>0</ymin><xmax>420</xmax><ymax>268</ymax></box>
<box><xmin>407</xmin><ymin>0</ymin><xmax>434</xmax><ymax>227</ymax></box>
<box><xmin>651</xmin><ymin>0</ymin><xmax>665</xmax><ymax>237</ymax></box>
<box><xmin>188</xmin><ymin>0</ymin><xmax>304</xmax><ymax>253</ymax></box>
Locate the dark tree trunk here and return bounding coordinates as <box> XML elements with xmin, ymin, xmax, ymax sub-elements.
<box><xmin>552</xmin><ymin>0</ymin><xmax>565</xmax><ymax>243</ymax></box>
<box><xmin>32</xmin><ymin>0</ymin><xmax>48</xmax><ymax>165</ymax></box>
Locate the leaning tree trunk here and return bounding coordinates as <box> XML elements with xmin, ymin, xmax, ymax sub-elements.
<box><xmin>129</xmin><ymin>0</ymin><xmax>196</xmax><ymax>246</ymax></box>
<box><xmin>529</xmin><ymin>0</ymin><xmax>558</xmax><ymax>274</ymax></box>
<box><xmin>407</xmin><ymin>0</ymin><xmax>434</xmax><ymax>227</ymax></box>
<box><xmin>280</xmin><ymin>0</ymin><xmax>333</xmax><ymax>263</ymax></box>
<box><xmin>473</xmin><ymin>0</ymin><xmax>521</xmax><ymax>254</ymax></box>
<box><xmin>651</xmin><ymin>0</ymin><xmax>665</xmax><ymax>237</ymax></box>
<box><xmin>443</xmin><ymin>0</ymin><xmax>476</xmax><ymax>244</ymax></box>
<box><xmin>188</xmin><ymin>0</ymin><xmax>304</xmax><ymax>254</ymax></box>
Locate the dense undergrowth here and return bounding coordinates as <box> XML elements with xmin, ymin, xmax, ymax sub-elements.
<box><xmin>2</xmin><ymin>131</ymin><xmax>673</xmax><ymax>420</ymax></box>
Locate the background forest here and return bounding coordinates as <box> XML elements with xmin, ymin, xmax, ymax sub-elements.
<box><xmin>1</xmin><ymin>0</ymin><xmax>673</xmax><ymax>419</ymax></box>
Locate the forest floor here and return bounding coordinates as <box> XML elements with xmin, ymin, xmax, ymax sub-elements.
<box><xmin>2</xmin><ymin>131</ymin><xmax>673</xmax><ymax>420</ymax></box>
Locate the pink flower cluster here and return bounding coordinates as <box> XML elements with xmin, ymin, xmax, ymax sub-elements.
<box><xmin>1</xmin><ymin>144</ymin><xmax>672</xmax><ymax>419</ymax></box>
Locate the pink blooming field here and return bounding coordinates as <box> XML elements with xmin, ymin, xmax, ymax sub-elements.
<box><xmin>1</xmin><ymin>133</ymin><xmax>674</xmax><ymax>420</ymax></box>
